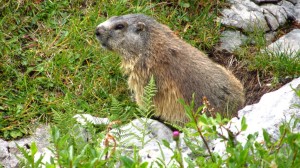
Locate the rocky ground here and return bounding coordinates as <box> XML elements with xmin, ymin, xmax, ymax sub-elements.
<box><xmin>211</xmin><ymin>0</ymin><xmax>300</xmax><ymax>105</ymax></box>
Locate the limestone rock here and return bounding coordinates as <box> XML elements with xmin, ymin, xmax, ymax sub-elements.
<box><xmin>73</xmin><ymin>114</ymin><xmax>110</xmax><ymax>125</ymax></box>
<box><xmin>295</xmin><ymin>2</ymin><xmax>300</xmax><ymax>23</ymax></box>
<box><xmin>261</xmin><ymin>4</ymin><xmax>288</xmax><ymax>26</ymax></box>
<box><xmin>138</xmin><ymin>132</ymin><xmax>192</xmax><ymax>167</ymax></box>
<box><xmin>213</xmin><ymin>77</ymin><xmax>300</xmax><ymax>155</ymax></box>
<box><xmin>263</xmin><ymin>9</ymin><xmax>280</xmax><ymax>30</ymax></box>
<box><xmin>74</xmin><ymin>116</ymin><xmax>194</xmax><ymax>166</ymax></box>
<box><xmin>217</xmin><ymin>30</ymin><xmax>248</xmax><ymax>52</ymax></box>
<box><xmin>0</xmin><ymin>125</ymin><xmax>52</xmax><ymax>168</ymax></box>
<box><xmin>111</xmin><ymin>118</ymin><xmax>173</xmax><ymax>148</ymax></box>
<box><xmin>280</xmin><ymin>0</ymin><xmax>297</xmax><ymax>20</ymax></box>
<box><xmin>286</xmin><ymin>0</ymin><xmax>298</xmax><ymax>4</ymax></box>
<box><xmin>265</xmin><ymin>31</ymin><xmax>277</xmax><ymax>43</ymax></box>
<box><xmin>238</xmin><ymin>77</ymin><xmax>300</xmax><ymax>141</ymax></box>
<box><xmin>221</xmin><ymin>0</ymin><xmax>300</xmax><ymax>32</ymax></box>
<box><xmin>266</xmin><ymin>29</ymin><xmax>300</xmax><ymax>57</ymax></box>
<box><xmin>220</xmin><ymin>2</ymin><xmax>270</xmax><ymax>32</ymax></box>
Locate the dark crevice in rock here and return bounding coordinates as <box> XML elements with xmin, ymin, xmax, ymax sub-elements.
<box><xmin>263</xmin><ymin>10</ymin><xmax>278</xmax><ymax>31</ymax></box>
<box><xmin>251</xmin><ymin>0</ymin><xmax>282</xmax><ymax>5</ymax></box>
<box><xmin>264</xmin><ymin>7</ymin><xmax>281</xmax><ymax>24</ymax></box>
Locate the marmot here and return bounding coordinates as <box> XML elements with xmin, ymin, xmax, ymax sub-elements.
<box><xmin>95</xmin><ymin>14</ymin><xmax>245</xmax><ymax>124</ymax></box>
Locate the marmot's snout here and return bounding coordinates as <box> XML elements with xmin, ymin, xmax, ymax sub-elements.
<box><xmin>95</xmin><ymin>26</ymin><xmax>110</xmax><ymax>49</ymax></box>
<box><xmin>95</xmin><ymin>26</ymin><xmax>106</xmax><ymax>39</ymax></box>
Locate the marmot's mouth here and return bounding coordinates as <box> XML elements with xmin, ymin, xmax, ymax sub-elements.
<box><xmin>96</xmin><ymin>35</ymin><xmax>112</xmax><ymax>50</ymax></box>
<box><xmin>100</xmin><ymin>42</ymin><xmax>112</xmax><ymax>50</ymax></box>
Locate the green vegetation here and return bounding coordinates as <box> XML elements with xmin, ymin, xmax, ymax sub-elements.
<box><xmin>236</xmin><ymin>28</ymin><xmax>300</xmax><ymax>84</ymax></box>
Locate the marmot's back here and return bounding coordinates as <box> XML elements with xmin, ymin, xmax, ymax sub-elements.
<box><xmin>96</xmin><ymin>14</ymin><xmax>245</xmax><ymax>124</ymax></box>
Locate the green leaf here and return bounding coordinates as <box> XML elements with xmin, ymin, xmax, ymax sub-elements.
<box><xmin>10</xmin><ymin>130</ymin><xmax>23</xmax><ymax>138</ymax></box>
<box><xmin>120</xmin><ymin>156</ymin><xmax>134</xmax><ymax>168</ymax></box>
<box><xmin>180</xmin><ymin>2</ymin><xmax>190</xmax><ymax>8</ymax></box>
<box><xmin>139</xmin><ymin>162</ymin><xmax>149</xmax><ymax>168</ymax></box>
<box><xmin>30</xmin><ymin>142</ymin><xmax>38</xmax><ymax>155</ymax></box>
<box><xmin>199</xmin><ymin>114</ymin><xmax>208</xmax><ymax>125</ymax></box>
<box><xmin>241</xmin><ymin>116</ymin><xmax>247</xmax><ymax>131</ymax></box>
<box><xmin>262</xmin><ymin>129</ymin><xmax>271</xmax><ymax>146</ymax></box>
<box><xmin>239</xmin><ymin>148</ymin><xmax>249</xmax><ymax>163</ymax></box>
<box><xmin>279</xmin><ymin>125</ymin><xmax>286</xmax><ymax>135</ymax></box>
<box><xmin>162</xmin><ymin>139</ymin><xmax>171</xmax><ymax>149</ymax></box>
<box><xmin>69</xmin><ymin>145</ymin><xmax>74</xmax><ymax>161</ymax></box>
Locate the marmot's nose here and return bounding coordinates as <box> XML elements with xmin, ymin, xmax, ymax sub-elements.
<box><xmin>95</xmin><ymin>26</ymin><xmax>106</xmax><ymax>37</ymax></box>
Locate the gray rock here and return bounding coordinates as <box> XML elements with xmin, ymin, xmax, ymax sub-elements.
<box><xmin>295</xmin><ymin>3</ymin><xmax>300</xmax><ymax>23</ymax></box>
<box><xmin>73</xmin><ymin>114</ymin><xmax>110</xmax><ymax>125</ymax></box>
<box><xmin>280</xmin><ymin>0</ymin><xmax>297</xmax><ymax>20</ymax></box>
<box><xmin>213</xmin><ymin>77</ymin><xmax>300</xmax><ymax>156</ymax></box>
<box><xmin>138</xmin><ymin>132</ymin><xmax>192</xmax><ymax>167</ymax></box>
<box><xmin>74</xmin><ymin>115</ymin><xmax>194</xmax><ymax>166</ymax></box>
<box><xmin>266</xmin><ymin>29</ymin><xmax>300</xmax><ymax>57</ymax></box>
<box><xmin>263</xmin><ymin>9</ymin><xmax>280</xmax><ymax>30</ymax></box>
<box><xmin>238</xmin><ymin>77</ymin><xmax>300</xmax><ymax>140</ymax></box>
<box><xmin>265</xmin><ymin>31</ymin><xmax>277</xmax><ymax>43</ymax></box>
<box><xmin>220</xmin><ymin>3</ymin><xmax>270</xmax><ymax>32</ymax></box>
<box><xmin>0</xmin><ymin>125</ymin><xmax>51</xmax><ymax>168</ymax></box>
<box><xmin>0</xmin><ymin>139</ymin><xmax>17</xmax><ymax>168</ymax></box>
<box><xmin>115</xmin><ymin>118</ymin><xmax>173</xmax><ymax>148</ymax></box>
<box><xmin>210</xmin><ymin>78</ymin><xmax>300</xmax><ymax>157</ymax></box>
<box><xmin>286</xmin><ymin>0</ymin><xmax>298</xmax><ymax>4</ymax></box>
<box><xmin>261</xmin><ymin>4</ymin><xmax>288</xmax><ymax>26</ymax></box>
<box><xmin>217</xmin><ymin>30</ymin><xmax>248</xmax><ymax>52</ymax></box>
<box><xmin>73</xmin><ymin>115</ymin><xmax>174</xmax><ymax>147</ymax></box>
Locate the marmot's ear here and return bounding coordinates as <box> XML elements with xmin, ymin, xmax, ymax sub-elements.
<box><xmin>136</xmin><ymin>22</ymin><xmax>146</xmax><ymax>32</ymax></box>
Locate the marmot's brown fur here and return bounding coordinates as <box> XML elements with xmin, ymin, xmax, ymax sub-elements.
<box><xmin>96</xmin><ymin>14</ymin><xmax>245</xmax><ymax>124</ymax></box>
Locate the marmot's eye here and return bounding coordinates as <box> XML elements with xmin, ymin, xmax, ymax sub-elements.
<box><xmin>114</xmin><ymin>24</ymin><xmax>125</xmax><ymax>30</ymax></box>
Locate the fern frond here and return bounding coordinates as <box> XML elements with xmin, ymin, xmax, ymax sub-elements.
<box><xmin>110</xmin><ymin>96</ymin><xmax>123</xmax><ymax>114</ymax></box>
<box><xmin>137</xmin><ymin>75</ymin><xmax>157</xmax><ymax>118</ymax></box>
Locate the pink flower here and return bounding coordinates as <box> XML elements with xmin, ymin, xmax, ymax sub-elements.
<box><xmin>173</xmin><ymin>131</ymin><xmax>180</xmax><ymax>141</ymax></box>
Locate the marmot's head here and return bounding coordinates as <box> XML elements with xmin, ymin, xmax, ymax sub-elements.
<box><xmin>96</xmin><ymin>14</ymin><xmax>155</xmax><ymax>59</ymax></box>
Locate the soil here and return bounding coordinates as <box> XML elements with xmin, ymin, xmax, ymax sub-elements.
<box><xmin>208</xmin><ymin>49</ymin><xmax>292</xmax><ymax>106</ymax></box>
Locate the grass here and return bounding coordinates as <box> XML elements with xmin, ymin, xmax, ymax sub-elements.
<box><xmin>0</xmin><ymin>0</ymin><xmax>223</xmax><ymax>139</ymax></box>
<box><xmin>235</xmin><ymin>27</ymin><xmax>300</xmax><ymax>85</ymax></box>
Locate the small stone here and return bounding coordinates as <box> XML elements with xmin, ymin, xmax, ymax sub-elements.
<box><xmin>217</xmin><ymin>30</ymin><xmax>248</xmax><ymax>52</ymax></box>
<box><xmin>0</xmin><ymin>125</ymin><xmax>51</xmax><ymax>168</ymax></box>
<box><xmin>265</xmin><ymin>31</ymin><xmax>277</xmax><ymax>43</ymax></box>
